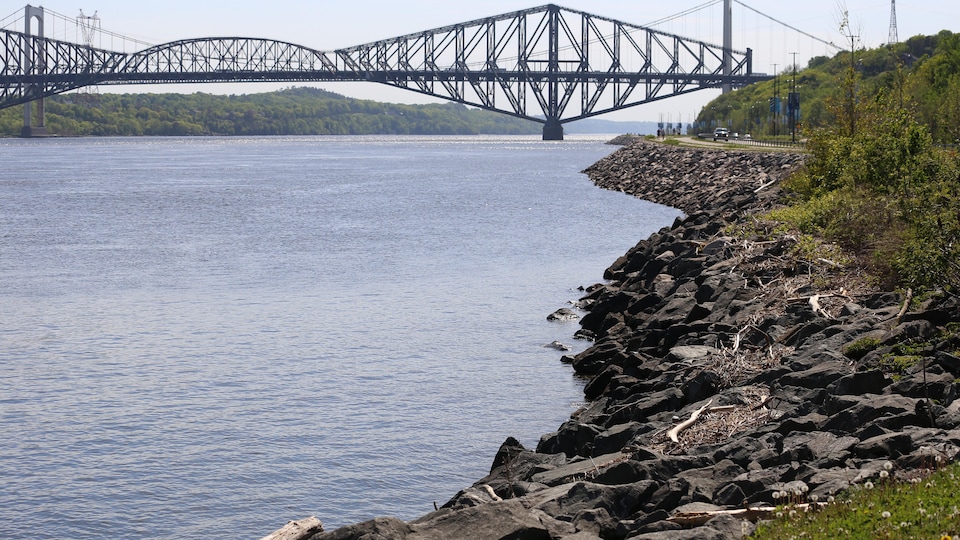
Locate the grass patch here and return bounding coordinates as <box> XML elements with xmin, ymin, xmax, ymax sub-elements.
<box><xmin>753</xmin><ymin>459</ymin><xmax>960</xmax><ymax>539</ymax></box>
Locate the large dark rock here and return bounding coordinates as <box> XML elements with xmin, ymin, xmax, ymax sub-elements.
<box><xmin>309</xmin><ymin>517</ymin><xmax>413</xmax><ymax>540</ymax></box>
<box><xmin>290</xmin><ymin>141</ymin><xmax>960</xmax><ymax>540</ymax></box>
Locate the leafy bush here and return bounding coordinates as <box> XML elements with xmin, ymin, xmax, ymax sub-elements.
<box><xmin>776</xmin><ymin>86</ymin><xmax>960</xmax><ymax>292</ymax></box>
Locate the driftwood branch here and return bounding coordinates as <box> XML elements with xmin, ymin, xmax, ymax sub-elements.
<box><xmin>668</xmin><ymin>399</ymin><xmax>713</xmax><ymax>443</ymax></box>
<box><xmin>808</xmin><ymin>294</ymin><xmax>832</xmax><ymax>319</ymax></box>
<box><xmin>896</xmin><ymin>288</ymin><xmax>914</xmax><ymax>324</ymax></box>
<box><xmin>668</xmin><ymin>502</ymin><xmax>829</xmax><ymax>526</ymax></box>
<box><xmin>481</xmin><ymin>484</ymin><xmax>502</xmax><ymax>502</ymax></box>
<box><xmin>260</xmin><ymin>517</ymin><xmax>324</xmax><ymax>540</ymax></box>
<box><xmin>668</xmin><ymin>506</ymin><xmax>777</xmax><ymax>527</ymax></box>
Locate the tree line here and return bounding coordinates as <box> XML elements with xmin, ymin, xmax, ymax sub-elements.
<box><xmin>0</xmin><ymin>86</ymin><xmax>542</xmax><ymax>137</ymax></box>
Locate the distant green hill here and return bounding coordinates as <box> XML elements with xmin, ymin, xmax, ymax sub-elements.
<box><xmin>697</xmin><ymin>30</ymin><xmax>960</xmax><ymax>144</ymax></box>
<box><xmin>0</xmin><ymin>86</ymin><xmax>545</xmax><ymax>137</ymax></box>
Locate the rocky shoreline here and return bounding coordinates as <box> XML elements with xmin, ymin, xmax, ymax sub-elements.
<box><xmin>283</xmin><ymin>139</ymin><xmax>960</xmax><ymax>540</ymax></box>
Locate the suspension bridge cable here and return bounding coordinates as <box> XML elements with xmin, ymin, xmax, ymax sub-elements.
<box><xmin>0</xmin><ymin>11</ymin><xmax>24</xmax><ymax>31</ymax></box>
<box><xmin>733</xmin><ymin>0</ymin><xmax>841</xmax><ymax>51</ymax></box>
<box><xmin>644</xmin><ymin>0</ymin><xmax>722</xmax><ymax>29</ymax></box>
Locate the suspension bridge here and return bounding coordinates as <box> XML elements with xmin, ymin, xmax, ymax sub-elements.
<box><xmin>0</xmin><ymin>2</ymin><xmax>839</xmax><ymax>139</ymax></box>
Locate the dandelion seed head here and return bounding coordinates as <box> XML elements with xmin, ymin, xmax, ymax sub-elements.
<box><xmin>865</xmin><ymin>481</ymin><xmax>874</xmax><ymax>490</ymax></box>
<box><xmin>880</xmin><ymin>470</ymin><xmax>889</xmax><ymax>479</ymax></box>
<box><xmin>884</xmin><ymin>461</ymin><xmax>894</xmax><ymax>471</ymax></box>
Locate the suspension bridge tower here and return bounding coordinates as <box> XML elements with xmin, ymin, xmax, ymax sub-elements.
<box><xmin>721</xmin><ymin>0</ymin><xmax>733</xmax><ymax>93</ymax></box>
<box><xmin>21</xmin><ymin>4</ymin><xmax>48</xmax><ymax>137</ymax></box>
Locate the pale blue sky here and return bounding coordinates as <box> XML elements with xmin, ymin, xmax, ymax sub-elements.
<box><xmin>5</xmin><ymin>1</ymin><xmax>955</xmax><ymax>121</ymax></box>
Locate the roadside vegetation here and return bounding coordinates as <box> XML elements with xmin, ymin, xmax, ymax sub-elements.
<box><xmin>698</xmin><ymin>30</ymin><xmax>960</xmax><ymax>145</ymax></box>
<box><xmin>694</xmin><ymin>31</ymin><xmax>960</xmax><ymax>538</ymax></box>
<box><xmin>704</xmin><ymin>31</ymin><xmax>960</xmax><ymax>293</ymax></box>
<box><xmin>0</xmin><ymin>86</ymin><xmax>541</xmax><ymax>137</ymax></box>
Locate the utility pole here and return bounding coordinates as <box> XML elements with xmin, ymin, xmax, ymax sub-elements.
<box><xmin>789</xmin><ymin>52</ymin><xmax>799</xmax><ymax>143</ymax></box>
<box><xmin>771</xmin><ymin>64</ymin><xmax>779</xmax><ymax>137</ymax></box>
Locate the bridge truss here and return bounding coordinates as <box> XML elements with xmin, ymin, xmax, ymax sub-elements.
<box><xmin>1</xmin><ymin>4</ymin><xmax>763</xmax><ymax>139</ymax></box>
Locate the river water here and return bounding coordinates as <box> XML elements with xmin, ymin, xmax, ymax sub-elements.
<box><xmin>0</xmin><ymin>135</ymin><xmax>679</xmax><ymax>539</ymax></box>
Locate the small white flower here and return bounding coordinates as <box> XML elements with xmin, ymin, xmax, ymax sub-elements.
<box><xmin>865</xmin><ymin>481</ymin><xmax>875</xmax><ymax>490</ymax></box>
<box><xmin>810</xmin><ymin>494</ymin><xmax>819</xmax><ymax>502</ymax></box>
<box><xmin>773</xmin><ymin>491</ymin><xmax>781</xmax><ymax>500</ymax></box>
<box><xmin>884</xmin><ymin>461</ymin><xmax>894</xmax><ymax>471</ymax></box>
<box><xmin>880</xmin><ymin>470</ymin><xmax>890</xmax><ymax>479</ymax></box>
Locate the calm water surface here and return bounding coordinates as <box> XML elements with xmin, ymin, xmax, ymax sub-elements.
<box><xmin>0</xmin><ymin>135</ymin><xmax>680</xmax><ymax>539</ymax></box>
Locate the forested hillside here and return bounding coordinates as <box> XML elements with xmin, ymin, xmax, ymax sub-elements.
<box><xmin>698</xmin><ymin>30</ymin><xmax>960</xmax><ymax>144</ymax></box>
<box><xmin>0</xmin><ymin>87</ymin><xmax>541</xmax><ymax>137</ymax></box>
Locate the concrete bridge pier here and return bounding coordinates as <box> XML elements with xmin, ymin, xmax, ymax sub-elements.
<box><xmin>21</xmin><ymin>5</ymin><xmax>48</xmax><ymax>138</ymax></box>
<box><xmin>542</xmin><ymin>119</ymin><xmax>563</xmax><ymax>141</ymax></box>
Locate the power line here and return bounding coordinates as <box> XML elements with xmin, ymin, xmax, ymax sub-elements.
<box><xmin>733</xmin><ymin>0</ymin><xmax>842</xmax><ymax>51</ymax></box>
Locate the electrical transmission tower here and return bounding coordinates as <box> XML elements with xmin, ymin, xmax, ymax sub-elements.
<box><xmin>76</xmin><ymin>9</ymin><xmax>101</xmax><ymax>96</ymax></box>
<box><xmin>888</xmin><ymin>0</ymin><xmax>898</xmax><ymax>44</ymax></box>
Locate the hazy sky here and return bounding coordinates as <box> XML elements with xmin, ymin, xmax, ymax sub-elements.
<box><xmin>4</xmin><ymin>1</ymin><xmax>956</xmax><ymax>121</ymax></box>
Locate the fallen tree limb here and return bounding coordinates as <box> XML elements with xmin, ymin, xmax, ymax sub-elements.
<box><xmin>668</xmin><ymin>399</ymin><xmax>713</xmax><ymax>443</ymax></box>
<box><xmin>668</xmin><ymin>507</ymin><xmax>776</xmax><ymax>527</ymax></box>
<box><xmin>895</xmin><ymin>288</ymin><xmax>914</xmax><ymax>324</ymax></box>
<box><xmin>808</xmin><ymin>294</ymin><xmax>832</xmax><ymax>319</ymax></box>
<box><xmin>668</xmin><ymin>502</ymin><xmax>830</xmax><ymax>526</ymax></box>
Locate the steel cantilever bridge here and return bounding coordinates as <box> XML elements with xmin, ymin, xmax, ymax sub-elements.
<box><xmin>1</xmin><ymin>3</ymin><xmax>765</xmax><ymax>139</ymax></box>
